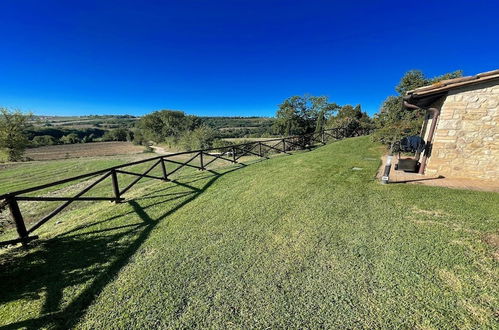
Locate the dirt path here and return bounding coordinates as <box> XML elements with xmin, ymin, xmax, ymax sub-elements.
<box><xmin>150</xmin><ymin>145</ymin><xmax>173</xmax><ymax>155</ymax></box>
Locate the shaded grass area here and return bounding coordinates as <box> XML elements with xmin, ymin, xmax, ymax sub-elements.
<box><xmin>0</xmin><ymin>137</ymin><xmax>498</xmax><ymax>328</ymax></box>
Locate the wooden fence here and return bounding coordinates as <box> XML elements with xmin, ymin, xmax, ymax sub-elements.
<box><xmin>0</xmin><ymin>128</ymin><xmax>344</xmax><ymax>246</ymax></box>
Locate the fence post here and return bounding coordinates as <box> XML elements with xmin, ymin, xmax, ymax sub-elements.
<box><xmin>232</xmin><ymin>147</ymin><xmax>237</xmax><ymax>163</ymax></box>
<box><xmin>321</xmin><ymin>130</ymin><xmax>325</xmax><ymax>144</ymax></box>
<box><xmin>111</xmin><ymin>169</ymin><xmax>121</xmax><ymax>203</ymax></box>
<box><xmin>160</xmin><ymin>157</ymin><xmax>168</xmax><ymax>181</ymax></box>
<box><xmin>199</xmin><ymin>151</ymin><xmax>205</xmax><ymax>170</ymax></box>
<box><xmin>282</xmin><ymin>138</ymin><xmax>286</xmax><ymax>152</ymax></box>
<box><xmin>7</xmin><ymin>196</ymin><xmax>29</xmax><ymax>246</ymax></box>
<box><xmin>259</xmin><ymin>142</ymin><xmax>263</xmax><ymax>157</ymax></box>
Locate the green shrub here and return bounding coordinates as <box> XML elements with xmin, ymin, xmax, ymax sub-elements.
<box><xmin>32</xmin><ymin>135</ymin><xmax>57</xmax><ymax>146</ymax></box>
<box><xmin>178</xmin><ymin>126</ymin><xmax>216</xmax><ymax>151</ymax></box>
<box><xmin>60</xmin><ymin>133</ymin><xmax>80</xmax><ymax>144</ymax></box>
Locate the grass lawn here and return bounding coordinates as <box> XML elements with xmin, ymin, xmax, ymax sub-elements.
<box><xmin>0</xmin><ymin>136</ymin><xmax>498</xmax><ymax>328</ymax></box>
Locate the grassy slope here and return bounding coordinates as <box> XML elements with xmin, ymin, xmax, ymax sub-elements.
<box><xmin>0</xmin><ymin>155</ymin><xmax>145</xmax><ymax>194</ymax></box>
<box><xmin>0</xmin><ymin>137</ymin><xmax>498</xmax><ymax>329</ymax></box>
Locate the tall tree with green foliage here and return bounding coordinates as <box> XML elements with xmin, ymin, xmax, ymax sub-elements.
<box><xmin>0</xmin><ymin>108</ymin><xmax>33</xmax><ymax>161</ymax></box>
<box><xmin>274</xmin><ymin>95</ymin><xmax>338</xmax><ymax>136</ymax></box>
<box><xmin>373</xmin><ymin>69</ymin><xmax>462</xmax><ymax>146</ymax></box>
<box><xmin>138</xmin><ymin>110</ymin><xmax>200</xmax><ymax>142</ymax></box>
<box><xmin>326</xmin><ymin>104</ymin><xmax>374</xmax><ymax>138</ymax></box>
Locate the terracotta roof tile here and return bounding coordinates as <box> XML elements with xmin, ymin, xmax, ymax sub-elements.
<box><xmin>407</xmin><ymin>69</ymin><xmax>499</xmax><ymax>97</ymax></box>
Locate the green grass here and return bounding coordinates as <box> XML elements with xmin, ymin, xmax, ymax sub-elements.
<box><xmin>0</xmin><ymin>155</ymin><xmax>143</xmax><ymax>195</ymax></box>
<box><xmin>0</xmin><ymin>137</ymin><xmax>498</xmax><ymax>328</ymax></box>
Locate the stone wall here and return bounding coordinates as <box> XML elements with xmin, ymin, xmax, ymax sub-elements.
<box><xmin>425</xmin><ymin>80</ymin><xmax>499</xmax><ymax>181</ymax></box>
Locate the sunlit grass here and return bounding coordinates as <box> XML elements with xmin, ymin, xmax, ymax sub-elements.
<box><xmin>0</xmin><ymin>136</ymin><xmax>497</xmax><ymax>328</ymax></box>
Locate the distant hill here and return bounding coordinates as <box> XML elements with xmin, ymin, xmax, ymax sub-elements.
<box><xmin>32</xmin><ymin>115</ymin><xmax>277</xmax><ymax>139</ymax></box>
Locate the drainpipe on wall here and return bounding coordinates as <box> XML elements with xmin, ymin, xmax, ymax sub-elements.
<box><xmin>403</xmin><ymin>100</ymin><xmax>441</xmax><ymax>175</ymax></box>
<box><xmin>415</xmin><ymin>112</ymin><xmax>430</xmax><ymax>161</ymax></box>
<box><xmin>418</xmin><ymin>107</ymin><xmax>440</xmax><ymax>174</ymax></box>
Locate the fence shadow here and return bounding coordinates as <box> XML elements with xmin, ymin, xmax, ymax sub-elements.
<box><xmin>0</xmin><ymin>165</ymin><xmax>243</xmax><ymax>329</ymax></box>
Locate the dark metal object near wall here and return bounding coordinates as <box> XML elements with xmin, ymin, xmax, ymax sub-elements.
<box><xmin>0</xmin><ymin>128</ymin><xmax>344</xmax><ymax>247</ymax></box>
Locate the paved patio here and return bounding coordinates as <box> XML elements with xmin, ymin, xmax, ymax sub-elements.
<box><xmin>378</xmin><ymin>156</ymin><xmax>499</xmax><ymax>192</ymax></box>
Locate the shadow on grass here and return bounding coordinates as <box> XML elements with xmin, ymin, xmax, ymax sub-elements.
<box><xmin>389</xmin><ymin>175</ymin><xmax>445</xmax><ymax>184</ymax></box>
<box><xmin>0</xmin><ymin>165</ymin><xmax>244</xmax><ymax>329</ymax></box>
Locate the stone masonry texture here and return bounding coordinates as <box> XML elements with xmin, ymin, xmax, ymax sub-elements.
<box><xmin>425</xmin><ymin>80</ymin><xmax>499</xmax><ymax>181</ymax></box>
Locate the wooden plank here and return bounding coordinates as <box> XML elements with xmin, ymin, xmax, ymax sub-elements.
<box><xmin>28</xmin><ymin>171</ymin><xmax>112</xmax><ymax>234</ymax></box>
<box><xmin>116</xmin><ymin>169</ymin><xmax>165</xmax><ymax>181</ymax></box>
<box><xmin>165</xmin><ymin>152</ymin><xmax>202</xmax><ymax>176</ymax></box>
<box><xmin>260</xmin><ymin>141</ymin><xmax>291</xmax><ymax>155</ymax></box>
<box><xmin>203</xmin><ymin>151</ymin><xmax>233</xmax><ymax>163</ymax></box>
<box><xmin>160</xmin><ymin>158</ymin><xmax>168</xmax><ymax>180</ymax></box>
<box><xmin>111</xmin><ymin>169</ymin><xmax>120</xmax><ymax>203</ymax></box>
<box><xmin>235</xmin><ymin>146</ymin><xmax>268</xmax><ymax>161</ymax></box>
<box><xmin>7</xmin><ymin>197</ymin><xmax>29</xmax><ymax>245</ymax></box>
<box><xmin>234</xmin><ymin>143</ymin><xmax>258</xmax><ymax>161</ymax></box>
<box><xmin>119</xmin><ymin>159</ymin><xmax>161</xmax><ymax>196</ymax></box>
<box><xmin>15</xmin><ymin>196</ymin><xmax>123</xmax><ymax>202</ymax></box>
<box><xmin>284</xmin><ymin>138</ymin><xmax>309</xmax><ymax>150</ymax></box>
<box><xmin>199</xmin><ymin>151</ymin><xmax>205</xmax><ymax>170</ymax></box>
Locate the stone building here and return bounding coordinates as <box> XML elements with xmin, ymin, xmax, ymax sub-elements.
<box><xmin>404</xmin><ymin>69</ymin><xmax>499</xmax><ymax>182</ymax></box>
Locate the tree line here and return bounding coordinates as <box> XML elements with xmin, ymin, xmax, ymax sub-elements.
<box><xmin>0</xmin><ymin>69</ymin><xmax>462</xmax><ymax>162</ymax></box>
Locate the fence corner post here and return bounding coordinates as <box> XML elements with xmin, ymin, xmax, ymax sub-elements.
<box><xmin>7</xmin><ymin>196</ymin><xmax>29</xmax><ymax>246</ymax></box>
<box><xmin>110</xmin><ymin>169</ymin><xmax>121</xmax><ymax>203</ymax></box>
<box><xmin>232</xmin><ymin>147</ymin><xmax>237</xmax><ymax>163</ymax></box>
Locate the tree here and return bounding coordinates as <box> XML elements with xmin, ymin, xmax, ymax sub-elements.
<box><xmin>138</xmin><ymin>110</ymin><xmax>200</xmax><ymax>142</ymax></box>
<box><xmin>274</xmin><ymin>95</ymin><xmax>338</xmax><ymax>136</ymax></box>
<box><xmin>0</xmin><ymin>108</ymin><xmax>33</xmax><ymax>161</ymax></box>
<box><xmin>373</xmin><ymin>69</ymin><xmax>462</xmax><ymax>146</ymax></box>
<box><xmin>327</xmin><ymin>104</ymin><xmax>374</xmax><ymax>138</ymax></box>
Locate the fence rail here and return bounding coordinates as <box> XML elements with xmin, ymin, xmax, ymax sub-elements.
<box><xmin>0</xmin><ymin>128</ymin><xmax>344</xmax><ymax>247</ymax></box>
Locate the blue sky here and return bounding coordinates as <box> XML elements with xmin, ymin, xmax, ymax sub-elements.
<box><xmin>1</xmin><ymin>1</ymin><xmax>498</xmax><ymax>117</ymax></box>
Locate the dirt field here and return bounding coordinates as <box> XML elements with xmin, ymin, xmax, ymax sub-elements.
<box><xmin>25</xmin><ymin>142</ymin><xmax>147</xmax><ymax>161</ymax></box>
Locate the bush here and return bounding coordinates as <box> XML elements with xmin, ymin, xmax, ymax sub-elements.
<box><xmin>82</xmin><ymin>134</ymin><xmax>95</xmax><ymax>143</ymax></box>
<box><xmin>102</xmin><ymin>128</ymin><xmax>129</xmax><ymax>142</ymax></box>
<box><xmin>178</xmin><ymin>126</ymin><xmax>216</xmax><ymax>151</ymax></box>
<box><xmin>32</xmin><ymin>135</ymin><xmax>56</xmax><ymax>146</ymax></box>
<box><xmin>60</xmin><ymin>133</ymin><xmax>80</xmax><ymax>144</ymax></box>
<box><xmin>132</xmin><ymin>130</ymin><xmax>147</xmax><ymax>145</ymax></box>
